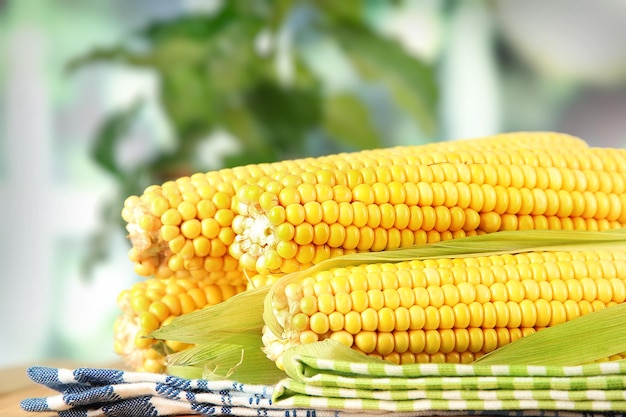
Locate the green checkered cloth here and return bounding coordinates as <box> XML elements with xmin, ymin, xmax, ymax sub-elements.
<box><xmin>274</xmin><ymin>340</ymin><xmax>626</xmax><ymax>414</ymax></box>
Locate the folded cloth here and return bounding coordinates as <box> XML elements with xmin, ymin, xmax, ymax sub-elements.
<box><xmin>20</xmin><ymin>366</ymin><xmax>304</xmax><ymax>417</ymax></box>
<box><xmin>273</xmin><ymin>341</ymin><xmax>626</xmax><ymax>415</ymax></box>
<box><xmin>21</xmin><ymin>366</ymin><xmax>475</xmax><ymax>417</ymax></box>
<box><xmin>21</xmin><ymin>363</ymin><xmax>626</xmax><ymax>417</ymax></box>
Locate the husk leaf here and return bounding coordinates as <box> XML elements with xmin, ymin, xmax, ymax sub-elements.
<box><xmin>165</xmin><ymin>337</ymin><xmax>285</xmax><ymax>384</ymax></box>
<box><xmin>150</xmin><ymin>285</ymin><xmax>269</xmax><ymax>345</ymax></box>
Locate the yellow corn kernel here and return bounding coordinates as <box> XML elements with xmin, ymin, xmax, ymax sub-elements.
<box><xmin>229</xmin><ymin>134</ymin><xmax>626</xmax><ymax>275</ymax></box>
<box><xmin>245</xmin><ymin>273</ymin><xmax>283</xmax><ymax>290</ymax></box>
<box><xmin>124</xmin><ymin>132</ymin><xmax>594</xmax><ymax>280</ymax></box>
<box><xmin>114</xmin><ymin>277</ymin><xmax>246</xmax><ymax>373</ymax></box>
<box><xmin>263</xmin><ymin>248</ymin><xmax>626</xmax><ymax>369</ymax></box>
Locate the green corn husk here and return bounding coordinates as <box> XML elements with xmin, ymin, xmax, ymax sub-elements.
<box><xmin>164</xmin><ymin>335</ymin><xmax>286</xmax><ymax>384</ymax></box>
<box><xmin>474</xmin><ymin>301</ymin><xmax>626</xmax><ymax>366</ymax></box>
<box><xmin>152</xmin><ymin>228</ymin><xmax>626</xmax><ymax>383</ymax></box>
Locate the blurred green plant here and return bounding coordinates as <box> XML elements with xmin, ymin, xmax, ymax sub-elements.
<box><xmin>69</xmin><ymin>0</ymin><xmax>438</xmax><ymax>276</ymax></box>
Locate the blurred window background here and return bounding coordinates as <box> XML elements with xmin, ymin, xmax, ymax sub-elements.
<box><xmin>1</xmin><ymin>0</ymin><xmax>625</xmax><ymax>369</ymax></box>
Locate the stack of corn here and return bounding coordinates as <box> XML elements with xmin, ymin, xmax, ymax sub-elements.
<box><xmin>114</xmin><ymin>131</ymin><xmax>626</xmax><ymax>373</ymax></box>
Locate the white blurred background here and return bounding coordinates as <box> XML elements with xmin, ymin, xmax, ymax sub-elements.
<box><xmin>1</xmin><ymin>0</ymin><xmax>625</xmax><ymax>369</ymax></box>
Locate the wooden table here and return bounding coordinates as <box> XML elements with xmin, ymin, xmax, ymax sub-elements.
<box><xmin>1</xmin><ymin>384</ymin><xmax>54</xmax><ymax>416</ymax></box>
<box><xmin>0</xmin><ymin>364</ymin><xmax>53</xmax><ymax>416</ymax></box>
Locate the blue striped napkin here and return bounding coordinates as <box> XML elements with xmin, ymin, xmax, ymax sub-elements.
<box><xmin>21</xmin><ymin>365</ymin><xmax>624</xmax><ymax>417</ymax></box>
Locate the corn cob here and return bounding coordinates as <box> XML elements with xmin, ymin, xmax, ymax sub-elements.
<box><xmin>114</xmin><ymin>277</ymin><xmax>246</xmax><ymax>373</ymax></box>
<box><xmin>231</xmin><ymin>146</ymin><xmax>626</xmax><ymax>275</ymax></box>
<box><xmin>262</xmin><ymin>249</ymin><xmax>626</xmax><ymax>370</ymax></box>
<box><xmin>122</xmin><ymin>132</ymin><xmax>588</xmax><ymax>282</ymax></box>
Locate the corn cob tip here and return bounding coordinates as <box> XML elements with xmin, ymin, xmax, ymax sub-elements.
<box><xmin>113</xmin><ymin>289</ymin><xmax>164</xmax><ymax>373</ymax></box>
<box><xmin>113</xmin><ymin>277</ymin><xmax>247</xmax><ymax>373</ymax></box>
<box><xmin>230</xmin><ymin>187</ymin><xmax>286</xmax><ymax>275</ymax></box>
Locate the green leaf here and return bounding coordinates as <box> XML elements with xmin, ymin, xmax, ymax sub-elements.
<box><xmin>204</xmin><ymin>19</ymin><xmax>271</xmax><ymax>97</ymax></box>
<box><xmin>151</xmin><ymin>37</ymin><xmax>209</xmax><ymax>70</ymax></box>
<box><xmin>158</xmin><ymin>63</ymin><xmax>215</xmax><ymax>141</ymax></box>
<box><xmin>219</xmin><ymin>104</ymin><xmax>262</xmax><ymax>147</ymax></box>
<box><xmin>66</xmin><ymin>46</ymin><xmax>154</xmax><ymax>73</ymax></box>
<box><xmin>264</xmin><ymin>0</ymin><xmax>296</xmax><ymax>31</ymax></box>
<box><xmin>90</xmin><ymin>100</ymin><xmax>143</xmax><ymax>179</ymax></box>
<box><xmin>314</xmin><ymin>0</ymin><xmax>365</xmax><ymax>24</ymax></box>
<box><xmin>245</xmin><ymin>81</ymin><xmax>322</xmax><ymax>157</ymax></box>
<box><xmin>139</xmin><ymin>12</ymin><xmax>236</xmax><ymax>43</ymax></box>
<box><xmin>330</xmin><ymin>23</ymin><xmax>438</xmax><ymax>135</ymax></box>
<box><xmin>322</xmin><ymin>92</ymin><xmax>382</xmax><ymax>150</ymax></box>
<box><xmin>222</xmin><ymin>148</ymin><xmax>280</xmax><ymax>168</ymax></box>
<box><xmin>217</xmin><ymin>104</ymin><xmax>286</xmax><ymax>166</ymax></box>
<box><xmin>68</xmin><ymin>9</ymin><xmax>243</xmax><ymax>72</ymax></box>
<box><xmin>474</xmin><ymin>303</ymin><xmax>626</xmax><ymax>366</ymax></box>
